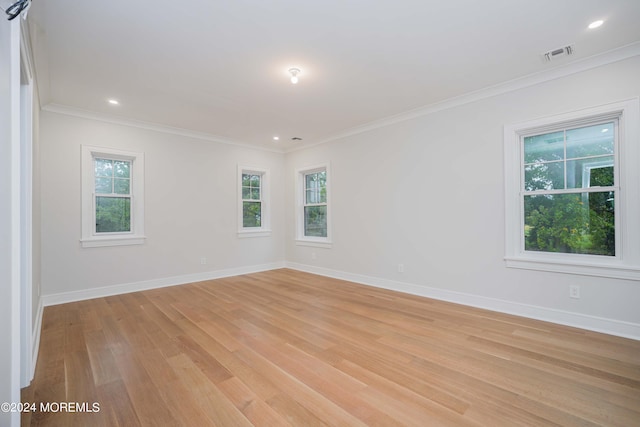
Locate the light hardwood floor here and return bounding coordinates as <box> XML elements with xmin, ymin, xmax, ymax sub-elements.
<box><xmin>22</xmin><ymin>269</ymin><xmax>640</xmax><ymax>426</ymax></box>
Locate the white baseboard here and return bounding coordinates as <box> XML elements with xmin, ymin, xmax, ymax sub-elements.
<box><xmin>285</xmin><ymin>262</ymin><xmax>640</xmax><ymax>341</ymax></box>
<box><xmin>42</xmin><ymin>262</ymin><xmax>286</xmax><ymax>307</ymax></box>
<box><xmin>39</xmin><ymin>260</ymin><xmax>639</xmax><ymax>340</ymax></box>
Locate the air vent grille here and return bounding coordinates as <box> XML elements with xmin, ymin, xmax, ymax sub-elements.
<box><xmin>543</xmin><ymin>45</ymin><xmax>574</xmax><ymax>62</ymax></box>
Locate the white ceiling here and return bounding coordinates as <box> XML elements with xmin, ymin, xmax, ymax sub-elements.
<box><xmin>28</xmin><ymin>0</ymin><xmax>640</xmax><ymax>151</ymax></box>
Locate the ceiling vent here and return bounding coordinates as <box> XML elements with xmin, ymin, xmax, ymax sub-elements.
<box><xmin>543</xmin><ymin>45</ymin><xmax>574</xmax><ymax>62</ymax></box>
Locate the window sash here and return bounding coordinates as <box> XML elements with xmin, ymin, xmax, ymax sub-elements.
<box><xmin>242</xmin><ymin>200</ymin><xmax>262</xmax><ymax>228</ymax></box>
<box><xmin>241</xmin><ymin>173</ymin><xmax>262</xmax><ymax>202</ymax></box>
<box><xmin>521</xmin><ymin>119</ymin><xmax>617</xmax><ymax>196</ymax></box>
<box><xmin>94</xmin><ymin>194</ymin><xmax>132</xmax><ymax>234</ymax></box>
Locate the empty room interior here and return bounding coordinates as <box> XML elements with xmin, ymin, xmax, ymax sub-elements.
<box><xmin>2</xmin><ymin>0</ymin><xmax>640</xmax><ymax>426</ymax></box>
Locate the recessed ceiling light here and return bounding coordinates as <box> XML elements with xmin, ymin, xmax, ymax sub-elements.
<box><xmin>588</xmin><ymin>20</ymin><xmax>604</xmax><ymax>29</ymax></box>
<box><xmin>107</xmin><ymin>99</ymin><xmax>119</xmax><ymax>105</ymax></box>
<box><xmin>273</xmin><ymin>136</ymin><xmax>280</xmax><ymax>141</ymax></box>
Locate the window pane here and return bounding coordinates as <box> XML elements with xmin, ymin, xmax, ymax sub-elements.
<box><xmin>242</xmin><ymin>174</ymin><xmax>251</xmax><ymax>187</ymax></box>
<box><xmin>304</xmin><ymin>205</ymin><xmax>327</xmax><ymax>237</ymax></box>
<box><xmin>250</xmin><ymin>188</ymin><xmax>260</xmax><ymax>200</ymax></box>
<box><xmin>306</xmin><ymin>189</ymin><xmax>317</xmax><ymax>204</ymax></box>
<box><xmin>95</xmin><ymin>158</ymin><xmax>113</xmax><ymax>177</ymax></box>
<box><xmin>589</xmin><ymin>165</ymin><xmax>614</xmax><ymax>187</ymax></box>
<box><xmin>242</xmin><ymin>187</ymin><xmax>250</xmax><ymax>199</ymax></box>
<box><xmin>566</xmin><ymin>123</ymin><xmax>614</xmax><ymax>159</ymax></box>
<box><xmin>305</xmin><ymin>171</ymin><xmax>327</xmax><ymax>204</ymax></box>
<box><xmin>524</xmin><ymin>161</ymin><xmax>564</xmax><ymax>191</ymax></box>
<box><xmin>566</xmin><ymin>157</ymin><xmax>614</xmax><ymax>189</ymax></box>
<box><xmin>114</xmin><ymin>178</ymin><xmax>130</xmax><ymax>194</ymax></box>
<box><xmin>524</xmin><ymin>192</ymin><xmax>614</xmax><ymax>256</ymax></box>
<box><xmin>243</xmin><ymin>201</ymin><xmax>261</xmax><ymax>227</ymax></box>
<box><xmin>305</xmin><ymin>173</ymin><xmax>316</xmax><ymax>190</ymax></box>
<box><xmin>96</xmin><ymin>196</ymin><xmax>131</xmax><ymax>233</ymax></box>
<box><xmin>95</xmin><ymin>177</ymin><xmax>112</xmax><ymax>194</ymax></box>
<box><xmin>114</xmin><ymin>161</ymin><xmax>130</xmax><ymax>178</ymax></box>
<box><xmin>524</xmin><ymin>131</ymin><xmax>564</xmax><ymax>163</ymax></box>
<box><xmin>249</xmin><ymin>175</ymin><xmax>260</xmax><ymax>188</ymax></box>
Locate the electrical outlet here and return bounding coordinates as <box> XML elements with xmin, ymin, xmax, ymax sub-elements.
<box><xmin>569</xmin><ymin>285</ymin><xmax>580</xmax><ymax>299</ymax></box>
<box><xmin>200</xmin><ymin>257</ymin><xmax>207</xmax><ymax>265</ymax></box>
<box><xmin>397</xmin><ymin>264</ymin><xmax>405</xmax><ymax>273</ymax></box>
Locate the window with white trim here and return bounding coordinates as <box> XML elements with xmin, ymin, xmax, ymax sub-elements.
<box><xmin>296</xmin><ymin>164</ymin><xmax>331</xmax><ymax>247</ymax></box>
<box><xmin>81</xmin><ymin>146</ymin><xmax>145</xmax><ymax>247</ymax></box>
<box><xmin>504</xmin><ymin>99</ymin><xmax>640</xmax><ymax>280</ymax></box>
<box><xmin>237</xmin><ymin>166</ymin><xmax>270</xmax><ymax>237</ymax></box>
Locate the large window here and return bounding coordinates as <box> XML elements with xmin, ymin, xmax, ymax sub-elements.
<box><xmin>523</xmin><ymin>121</ymin><xmax>616</xmax><ymax>256</ymax></box>
<box><xmin>297</xmin><ymin>164</ymin><xmax>331</xmax><ymax>247</ymax></box>
<box><xmin>504</xmin><ymin>99</ymin><xmax>640</xmax><ymax>280</ymax></box>
<box><xmin>81</xmin><ymin>146</ymin><xmax>145</xmax><ymax>247</ymax></box>
<box><xmin>237</xmin><ymin>166</ymin><xmax>270</xmax><ymax>237</ymax></box>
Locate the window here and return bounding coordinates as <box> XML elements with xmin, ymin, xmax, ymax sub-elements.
<box><xmin>237</xmin><ymin>166</ymin><xmax>270</xmax><ymax>237</ymax></box>
<box><xmin>504</xmin><ymin>99</ymin><xmax>640</xmax><ymax>280</ymax></box>
<box><xmin>297</xmin><ymin>164</ymin><xmax>331</xmax><ymax>247</ymax></box>
<box><xmin>95</xmin><ymin>158</ymin><xmax>132</xmax><ymax>233</ymax></box>
<box><xmin>81</xmin><ymin>146</ymin><xmax>145</xmax><ymax>247</ymax></box>
<box><xmin>522</xmin><ymin>121</ymin><xmax>616</xmax><ymax>256</ymax></box>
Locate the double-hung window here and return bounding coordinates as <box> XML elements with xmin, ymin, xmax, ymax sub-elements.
<box><xmin>296</xmin><ymin>164</ymin><xmax>331</xmax><ymax>247</ymax></box>
<box><xmin>81</xmin><ymin>146</ymin><xmax>145</xmax><ymax>247</ymax></box>
<box><xmin>94</xmin><ymin>158</ymin><xmax>133</xmax><ymax>233</ymax></box>
<box><xmin>237</xmin><ymin>166</ymin><xmax>270</xmax><ymax>237</ymax></box>
<box><xmin>504</xmin><ymin>99</ymin><xmax>640</xmax><ymax>280</ymax></box>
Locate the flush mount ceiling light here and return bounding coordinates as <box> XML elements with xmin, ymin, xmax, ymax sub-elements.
<box><xmin>288</xmin><ymin>68</ymin><xmax>301</xmax><ymax>84</ymax></box>
<box><xmin>273</xmin><ymin>136</ymin><xmax>280</xmax><ymax>141</ymax></box>
<box><xmin>588</xmin><ymin>19</ymin><xmax>604</xmax><ymax>29</ymax></box>
<box><xmin>107</xmin><ymin>99</ymin><xmax>120</xmax><ymax>105</ymax></box>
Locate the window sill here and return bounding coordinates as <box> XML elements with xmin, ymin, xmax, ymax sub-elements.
<box><xmin>237</xmin><ymin>229</ymin><xmax>272</xmax><ymax>238</ymax></box>
<box><xmin>295</xmin><ymin>239</ymin><xmax>333</xmax><ymax>249</ymax></box>
<box><xmin>505</xmin><ymin>256</ymin><xmax>640</xmax><ymax>281</ymax></box>
<box><xmin>81</xmin><ymin>235</ymin><xmax>146</xmax><ymax>248</ymax></box>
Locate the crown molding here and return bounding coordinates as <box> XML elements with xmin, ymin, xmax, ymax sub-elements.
<box><xmin>286</xmin><ymin>41</ymin><xmax>640</xmax><ymax>153</ymax></box>
<box><xmin>41</xmin><ymin>103</ymin><xmax>285</xmax><ymax>154</ymax></box>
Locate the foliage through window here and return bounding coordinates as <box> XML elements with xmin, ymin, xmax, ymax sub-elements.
<box><xmin>522</xmin><ymin>122</ymin><xmax>616</xmax><ymax>256</ymax></box>
<box><xmin>237</xmin><ymin>166</ymin><xmax>270</xmax><ymax>237</ymax></box>
<box><xmin>303</xmin><ymin>169</ymin><xmax>327</xmax><ymax>238</ymax></box>
<box><xmin>95</xmin><ymin>158</ymin><xmax>132</xmax><ymax>233</ymax></box>
<box><xmin>242</xmin><ymin>173</ymin><xmax>262</xmax><ymax>228</ymax></box>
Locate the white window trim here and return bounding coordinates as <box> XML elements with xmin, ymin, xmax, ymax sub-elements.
<box><xmin>296</xmin><ymin>163</ymin><xmax>332</xmax><ymax>248</ymax></box>
<box><xmin>81</xmin><ymin>145</ymin><xmax>145</xmax><ymax>248</ymax></box>
<box><xmin>504</xmin><ymin>98</ymin><xmax>640</xmax><ymax>280</ymax></box>
<box><xmin>237</xmin><ymin>165</ymin><xmax>271</xmax><ymax>238</ymax></box>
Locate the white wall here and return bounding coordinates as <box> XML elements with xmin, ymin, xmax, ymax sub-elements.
<box><xmin>40</xmin><ymin>112</ymin><xmax>285</xmax><ymax>299</ymax></box>
<box><xmin>0</xmin><ymin>13</ymin><xmax>22</xmax><ymax>427</ymax></box>
<box><xmin>285</xmin><ymin>56</ymin><xmax>640</xmax><ymax>337</ymax></box>
<box><xmin>38</xmin><ymin>54</ymin><xmax>640</xmax><ymax>339</ymax></box>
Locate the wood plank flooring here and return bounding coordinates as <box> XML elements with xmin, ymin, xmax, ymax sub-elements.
<box><xmin>22</xmin><ymin>269</ymin><xmax>640</xmax><ymax>426</ymax></box>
